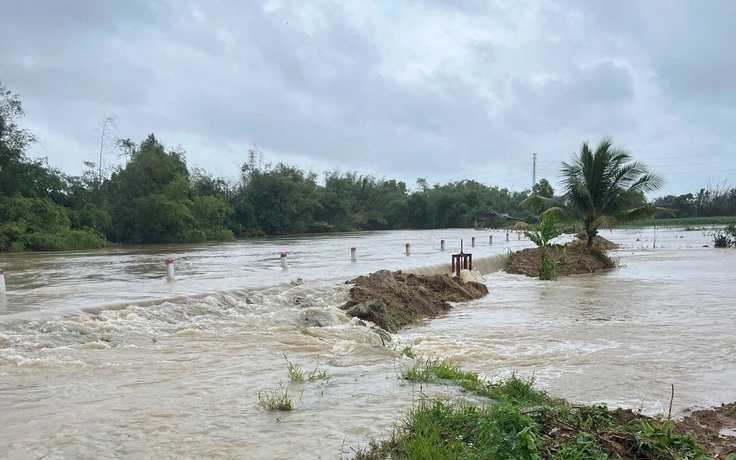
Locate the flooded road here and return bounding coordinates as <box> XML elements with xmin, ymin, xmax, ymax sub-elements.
<box><xmin>1</xmin><ymin>227</ymin><xmax>734</xmax><ymax>459</ymax></box>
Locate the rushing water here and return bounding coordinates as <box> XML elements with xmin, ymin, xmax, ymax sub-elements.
<box><xmin>1</xmin><ymin>227</ymin><xmax>734</xmax><ymax>459</ymax></box>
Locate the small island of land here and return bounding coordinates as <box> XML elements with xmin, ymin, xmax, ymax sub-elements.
<box><xmin>505</xmin><ymin>233</ymin><xmax>618</xmax><ymax>278</ymax></box>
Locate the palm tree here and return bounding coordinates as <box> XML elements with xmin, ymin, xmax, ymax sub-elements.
<box><xmin>523</xmin><ymin>138</ymin><xmax>667</xmax><ymax>249</ymax></box>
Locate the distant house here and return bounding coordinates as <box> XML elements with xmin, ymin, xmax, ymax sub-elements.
<box><xmin>474</xmin><ymin>208</ymin><xmax>522</xmax><ymax>228</ymax></box>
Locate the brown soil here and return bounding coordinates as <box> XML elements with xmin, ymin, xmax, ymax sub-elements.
<box><xmin>677</xmin><ymin>403</ymin><xmax>736</xmax><ymax>457</ymax></box>
<box><xmin>340</xmin><ymin>270</ymin><xmax>488</xmax><ymax>332</ymax></box>
<box><xmin>539</xmin><ymin>406</ymin><xmax>736</xmax><ymax>458</ymax></box>
<box><xmin>505</xmin><ymin>235</ymin><xmax>618</xmax><ymax>277</ymax></box>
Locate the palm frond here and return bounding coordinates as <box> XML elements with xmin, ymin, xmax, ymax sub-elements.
<box><xmin>556</xmin><ymin>137</ymin><xmax>665</xmax><ymax>234</ymax></box>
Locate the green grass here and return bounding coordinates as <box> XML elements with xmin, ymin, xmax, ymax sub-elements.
<box><xmin>401</xmin><ymin>358</ymin><xmax>552</xmax><ymax>407</ymax></box>
<box><xmin>257</xmin><ymin>381</ymin><xmax>293</xmax><ymax>411</ymax></box>
<box><xmin>461</xmin><ymin>373</ymin><xmax>555</xmax><ymax>407</ymax></box>
<box><xmin>356</xmin><ymin>360</ymin><xmax>715</xmax><ymax>459</ymax></box>
<box><xmin>284</xmin><ymin>354</ymin><xmax>306</xmax><ymax>382</ymax></box>
<box><xmin>401</xmin><ymin>357</ymin><xmax>479</xmax><ymax>384</ymax></box>
<box><xmin>402</xmin><ymin>399</ymin><xmax>542</xmax><ymax>460</ymax></box>
<box><xmin>258</xmin><ymin>357</ymin><xmax>331</xmax><ymax>412</ymax></box>
<box><xmin>400</xmin><ymin>345</ymin><xmax>417</xmax><ymax>359</ymax></box>
<box><xmin>283</xmin><ymin>354</ymin><xmax>331</xmax><ymax>383</ymax></box>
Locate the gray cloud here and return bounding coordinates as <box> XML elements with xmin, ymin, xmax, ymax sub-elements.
<box><xmin>1</xmin><ymin>0</ymin><xmax>734</xmax><ymax>196</ymax></box>
<box><xmin>506</xmin><ymin>61</ymin><xmax>636</xmax><ymax>135</ymax></box>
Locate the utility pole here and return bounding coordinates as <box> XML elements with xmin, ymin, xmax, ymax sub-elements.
<box><xmin>532</xmin><ymin>153</ymin><xmax>538</xmax><ymax>189</ymax></box>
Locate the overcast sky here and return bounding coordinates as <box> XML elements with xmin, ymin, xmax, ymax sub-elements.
<box><xmin>2</xmin><ymin>0</ymin><xmax>735</xmax><ymax>197</ymax></box>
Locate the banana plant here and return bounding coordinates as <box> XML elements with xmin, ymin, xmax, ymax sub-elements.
<box><xmin>525</xmin><ymin>213</ymin><xmax>562</xmax><ymax>280</ymax></box>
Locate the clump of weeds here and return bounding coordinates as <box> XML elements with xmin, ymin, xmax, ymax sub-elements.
<box><xmin>258</xmin><ymin>381</ymin><xmax>293</xmax><ymax>411</ymax></box>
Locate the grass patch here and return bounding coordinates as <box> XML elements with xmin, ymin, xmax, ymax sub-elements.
<box><xmin>405</xmin><ymin>399</ymin><xmax>541</xmax><ymax>459</ymax></box>
<box><xmin>462</xmin><ymin>373</ymin><xmax>555</xmax><ymax>407</ymax></box>
<box><xmin>258</xmin><ymin>356</ymin><xmax>331</xmax><ymax>412</ymax></box>
<box><xmin>400</xmin><ymin>345</ymin><xmax>416</xmax><ymax>359</ymax></box>
<box><xmin>258</xmin><ymin>381</ymin><xmax>293</xmax><ymax>411</ymax></box>
<box><xmin>401</xmin><ymin>357</ymin><xmax>479</xmax><ymax>384</ymax></box>
<box><xmin>284</xmin><ymin>354</ymin><xmax>307</xmax><ymax>382</ymax></box>
<box><xmin>284</xmin><ymin>354</ymin><xmax>330</xmax><ymax>383</ymax></box>
<box><xmin>401</xmin><ymin>358</ymin><xmax>551</xmax><ymax>407</ymax></box>
<box><xmin>355</xmin><ymin>398</ymin><xmax>543</xmax><ymax>460</ymax></box>
<box><xmin>357</xmin><ymin>362</ymin><xmax>715</xmax><ymax>459</ymax></box>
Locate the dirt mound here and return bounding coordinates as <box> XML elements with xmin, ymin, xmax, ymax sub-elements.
<box><xmin>677</xmin><ymin>403</ymin><xmax>736</xmax><ymax>457</ymax></box>
<box><xmin>505</xmin><ymin>243</ymin><xmax>616</xmax><ymax>277</ymax></box>
<box><xmin>341</xmin><ymin>270</ymin><xmax>488</xmax><ymax>332</ymax></box>
<box><xmin>572</xmin><ymin>232</ymin><xmax>619</xmax><ymax>250</ymax></box>
<box><xmin>537</xmin><ymin>405</ymin><xmax>736</xmax><ymax>458</ymax></box>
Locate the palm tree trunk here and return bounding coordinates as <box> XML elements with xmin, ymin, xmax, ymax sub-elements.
<box><xmin>586</xmin><ymin>230</ymin><xmax>596</xmax><ymax>249</ymax></box>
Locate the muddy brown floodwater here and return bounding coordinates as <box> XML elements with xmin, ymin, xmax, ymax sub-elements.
<box><xmin>1</xmin><ymin>227</ymin><xmax>734</xmax><ymax>458</ymax></box>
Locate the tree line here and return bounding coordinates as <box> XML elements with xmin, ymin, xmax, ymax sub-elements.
<box><xmin>1</xmin><ymin>83</ymin><xmax>734</xmax><ymax>252</ymax></box>
<box><xmin>652</xmin><ymin>183</ymin><xmax>736</xmax><ymax>218</ymax></box>
<box><xmin>1</xmin><ymin>83</ymin><xmax>538</xmax><ymax>251</ymax></box>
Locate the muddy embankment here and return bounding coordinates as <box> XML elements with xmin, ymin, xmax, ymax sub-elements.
<box><xmin>340</xmin><ymin>269</ymin><xmax>487</xmax><ymax>333</ymax></box>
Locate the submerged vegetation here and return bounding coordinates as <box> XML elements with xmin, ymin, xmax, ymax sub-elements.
<box><xmin>284</xmin><ymin>354</ymin><xmax>330</xmax><ymax>383</ymax></box>
<box><xmin>356</xmin><ymin>358</ymin><xmax>724</xmax><ymax>459</ymax></box>
<box><xmin>257</xmin><ymin>381</ymin><xmax>294</xmax><ymax>411</ymax></box>
<box><xmin>258</xmin><ymin>355</ymin><xmax>331</xmax><ymax>412</ymax></box>
<box><xmin>712</xmin><ymin>223</ymin><xmax>736</xmax><ymax>248</ymax></box>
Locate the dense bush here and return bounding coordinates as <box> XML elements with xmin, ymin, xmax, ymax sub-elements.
<box><xmin>713</xmin><ymin>223</ymin><xmax>736</xmax><ymax>248</ymax></box>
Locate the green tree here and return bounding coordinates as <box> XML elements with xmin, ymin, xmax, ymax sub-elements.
<box><xmin>0</xmin><ymin>196</ymin><xmax>106</xmax><ymax>251</ymax></box>
<box><xmin>105</xmin><ymin>134</ymin><xmax>207</xmax><ymax>243</ymax></box>
<box><xmin>317</xmin><ymin>171</ymin><xmax>363</xmax><ymax>232</ymax></box>
<box><xmin>531</xmin><ymin>178</ymin><xmax>554</xmax><ymax>198</ymax></box>
<box><xmin>1</xmin><ymin>82</ymin><xmax>39</xmax><ymax>197</ymax></box>
<box><xmin>0</xmin><ymin>83</ymin><xmax>36</xmax><ymax>154</ymax></box>
<box><xmin>522</xmin><ymin>138</ymin><xmax>666</xmax><ymax>248</ymax></box>
<box><xmin>652</xmin><ymin>193</ymin><xmax>695</xmax><ymax>218</ymax></box>
<box><xmin>241</xmin><ymin>162</ymin><xmax>321</xmax><ymax>235</ymax></box>
<box><xmin>0</xmin><ymin>83</ymin><xmax>108</xmax><ymax>251</ymax></box>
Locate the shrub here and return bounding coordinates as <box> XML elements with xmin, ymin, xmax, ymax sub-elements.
<box><xmin>205</xmin><ymin>227</ymin><xmax>235</xmax><ymax>242</ymax></box>
<box><xmin>0</xmin><ymin>222</ymin><xmax>27</xmax><ymax>251</ymax></box>
<box><xmin>66</xmin><ymin>229</ymin><xmax>107</xmax><ymax>249</ymax></box>
<box><xmin>525</xmin><ymin>213</ymin><xmax>563</xmax><ymax>280</ymax></box>
<box><xmin>712</xmin><ymin>223</ymin><xmax>736</xmax><ymax>248</ymax></box>
<box><xmin>25</xmin><ymin>232</ymin><xmax>71</xmax><ymax>251</ymax></box>
<box><xmin>179</xmin><ymin>229</ymin><xmax>207</xmax><ymax>243</ymax></box>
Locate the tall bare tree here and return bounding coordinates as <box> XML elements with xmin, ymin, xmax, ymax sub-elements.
<box><xmin>88</xmin><ymin>115</ymin><xmax>117</xmax><ymax>188</ymax></box>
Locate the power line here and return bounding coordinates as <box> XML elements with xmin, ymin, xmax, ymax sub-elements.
<box><xmin>538</xmin><ymin>155</ymin><xmax>735</xmax><ymax>170</ymax></box>
<box><xmin>537</xmin><ymin>167</ymin><xmax>736</xmax><ymax>176</ymax></box>
<box><xmin>660</xmin><ymin>169</ymin><xmax>736</xmax><ymax>175</ymax></box>
<box><xmin>647</xmin><ymin>160</ymin><xmax>735</xmax><ymax>168</ymax></box>
<box><xmin>543</xmin><ymin>151</ymin><xmax>736</xmax><ymax>163</ymax></box>
<box><xmin>638</xmin><ymin>151</ymin><xmax>735</xmax><ymax>161</ymax></box>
